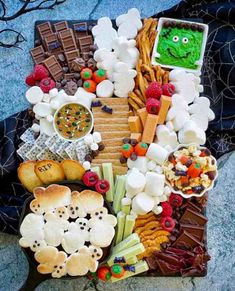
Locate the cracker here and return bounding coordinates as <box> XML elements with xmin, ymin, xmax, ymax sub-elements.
<box><xmin>17</xmin><ymin>161</ymin><xmax>43</xmax><ymax>193</ymax></box>
<box><xmin>94</xmin><ymin>124</ymin><xmax>130</xmax><ymax>132</ymax></box>
<box><xmin>34</xmin><ymin>160</ymin><xmax>65</xmax><ymax>184</ymax></box>
<box><xmin>61</xmin><ymin>160</ymin><xmax>85</xmax><ymax>181</ymax></box>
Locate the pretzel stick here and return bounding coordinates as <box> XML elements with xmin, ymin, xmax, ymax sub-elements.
<box><xmin>141</xmin><ymin>64</ymin><xmax>156</xmax><ymax>82</ymax></box>
<box><xmin>128</xmin><ymin>97</ymin><xmax>140</xmax><ymax>110</ymax></box>
<box><xmin>134</xmin><ymin>89</ymin><xmax>145</xmax><ymax>103</ymax></box>
<box><xmin>128</xmin><ymin>92</ymin><xmax>145</xmax><ymax>108</ymax></box>
<box><xmin>163</xmin><ymin>71</ymin><xmax>170</xmax><ymax>84</ymax></box>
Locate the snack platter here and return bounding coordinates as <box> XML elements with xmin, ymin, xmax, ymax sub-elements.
<box><xmin>16</xmin><ymin>8</ymin><xmax>217</xmax><ymax>289</ymax></box>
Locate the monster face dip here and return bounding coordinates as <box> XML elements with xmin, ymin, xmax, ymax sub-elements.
<box><xmin>54</xmin><ymin>103</ymin><xmax>93</xmax><ymax>141</ymax></box>
<box><xmin>151</xmin><ymin>18</ymin><xmax>208</xmax><ymax>72</ymax></box>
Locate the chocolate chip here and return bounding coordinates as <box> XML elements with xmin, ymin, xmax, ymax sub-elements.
<box><xmin>61</xmin><ymin>79</ymin><xmax>67</xmax><ymax>86</ymax></box>
<box><xmin>62</xmin><ymin>66</ymin><xmax>69</xmax><ymax>73</ymax></box>
<box><xmin>85</xmin><ymin>154</ymin><xmax>92</xmax><ymax>162</ymax></box>
<box><xmin>130</xmin><ymin>152</ymin><xmax>137</xmax><ymax>161</ymax></box>
<box><xmin>92</xmin><ymin>150</ymin><xmax>99</xmax><ymax>158</ymax></box>
<box><xmin>98</xmin><ymin>142</ymin><xmax>105</xmax><ymax>151</ymax></box>
<box><xmin>130</xmin><ymin>139</ymin><xmax>138</xmax><ymax>147</ymax></box>
<box><xmin>77</xmin><ymin>79</ymin><xmax>83</xmax><ymax>87</ymax></box>
<box><xmin>120</xmin><ymin>156</ymin><xmax>127</xmax><ymax>164</ymax></box>
<box><xmin>74</xmin><ymin>73</ymin><xmax>80</xmax><ymax>80</ymax></box>
<box><xmin>207</xmin><ymin>171</ymin><xmax>216</xmax><ymax>180</ymax></box>
<box><xmin>34</xmin><ymin>39</ymin><xmax>41</xmax><ymax>46</ymax></box>
<box><xmin>123</xmin><ymin>137</ymin><xmax>130</xmax><ymax>144</ymax></box>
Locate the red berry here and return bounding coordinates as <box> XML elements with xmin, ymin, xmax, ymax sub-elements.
<box><xmin>33</xmin><ymin>64</ymin><xmax>49</xmax><ymax>81</ymax></box>
<box><xmin>97</xmin><ymin>266</ymin><xmax>111</xmax><ymax>281</ymax></box>
<box><xmin>169</xmin><ymin>193</ymin><xmax>183</xmax><ymax>207</ymax></box>
<box><xmin>161</xmin><ymin>201</ymin><xmax>173</xmax><ymax>217</ymax></box>
<box><xmin>146</xmin><ymin>98</ymin><xmax>160</xmax><ymax>114</ymax></box>
<box><xmin>95</xmin><ymin>179</ymin><xmax>110</xmax><ymax>194</ymax></box>
<box><xmin>145</xmin><ymin>81</ymin><xmax>162</xmax><ymax>99</ymax></box>
<box><xmin>39</xmin><ymin>77</ymin><xmax>56</xmax><ymax>93</ymax></box>
<box><xmin>161</xmin><ymin>216</ymin><xmax>175</xmax><ymax>232</ymax></box>
<box><xmin>25</xmin><ymin>73</ymin><xmax>36</xmax><ymax>86</ymax></box>
<box><xmin>161</xmin><ymin>83</ymin><xmax>175</xmax><ymax>97</ymax></box>
<box><xmin>82</xmin><ymin>171</ymin><xmax>99</xmax><ymax>187</ymax></box>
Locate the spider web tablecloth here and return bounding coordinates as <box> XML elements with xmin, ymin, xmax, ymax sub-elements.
<box><xmin>0</xmin><ymin>0</ymin><xmax>234</xmax><ymax>234</ymax></box>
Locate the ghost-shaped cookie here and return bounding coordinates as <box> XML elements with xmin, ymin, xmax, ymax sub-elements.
<box><xmin>178</xmin><ymin>120</ymin><xmax>206</xmax><ymax>145</ymax></box>
<box><xmin>116</xmin><ymin>8</ymin><xmax>142</xmax><ymax>39</ymax></box>
<box><xmin>92</xmin><ymin>17</ymin><xmax>118</xmax><ymax>51</ymax></box>
<box><xmin>166</xmin><ymin>94</ymin><xmax>190</xmax><ymax>131</ymax></box>
<box><xmin>188</xmin><ymin>96</ymin><xmax>215</xmax><ymax>130</ymax></box>
<box><xmin>19</xmin><ymin>213</ymin><xmax>46</xmax><ymax>252</ymax></box>
<box><xmin>155</xmin><ymin>124</ymin><xmax>179</xmax><ymax>151</ymax></box>
<box><xmin>169</xmin><ymin>69</ymin><xmax>203</xmax><ymax>104</ymax></box>
<box><xmin>88</xmin><ymin>207</ymin><xmax>117</xmax><ymax>247</ymax></box>
<box><xmin>113</xmin><ymin>62</ymin><xmax>137</xmax><ymax>97</ymax></box>
<box><xmin>44</xmin><ymin>207</ymin><xmax>70</xmax><ymax>247</ymax></box>
<box><xmin>112</xmin><ymin>37</ymin><xmax>139</xmax><ymax>68</ymax></box>
<box><xmin>67</xmin><ymin>191</ymin><xmax>87</xmax><ymax>219</ymax></box>
<box><xmin>66</xmin><ymin>246</ymin><xmax>99</xmax><ymax>276</ymax></box>
<box><xmin>35</xmin><ymin>246</ymin><xmax>67</xmax><ymax>278</ymax></box>
<box><xmin>61</xmin><ymin>222</ymin><xmax>85</xmax><ymax>254</ymax></box>
<box><xmin>75</xmin><ymin>218</ymin><xmax>90</xmax><ymax>242</ymax></box>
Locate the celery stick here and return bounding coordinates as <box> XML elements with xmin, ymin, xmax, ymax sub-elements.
<box><xmin>123</xmin><ymin>214</ymin><xmax>135</xmax><ymax>240</ymax></box>
<box><xmin>102</xmin><ymin>163</ymin><xmax>114</xmax><ymax>202</ymax></box>
<box><xmin>113</xmin><ymin>175</ymin><xmax>126</xmax><ymax>214</ymax></box>
<box><xmin>115</xmin><ymin>211</ymin><xmax>126</xmax><ymax>245</ymax></box>
<box><xmin>91</xmin><ymin>166</ymin><xmax>102</xmax><ymax>179</ymax></box>
<box><xmin>112</xmin><ymin>233</ymin><xmax>140</xmax><ymax>254</ymax></box>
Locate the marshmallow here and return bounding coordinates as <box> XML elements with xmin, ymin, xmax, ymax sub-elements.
<box><xmin>33</xmin><ymin>102</ymin><xmax>53</xmax><ymax>118</ymax></box>
<box><xmin>164</xmin><ymin>186</ymin><xmax>172</xmax><ymax>196</ymax></box>
<box><xmin>46</xmin><ymin>114</ymin><xmax>54</xmax><ymax>123</ymax></box>
<box><xmin>178</xmin><ymin>120</ymin><xmax>206</xmax><ymax>145</ymax></box>
<box><xmin>153</xmin><ymin>165</ymin><xmax>163</xmax><ymax>174</ymax></box>
<box><xmin>147</xmin><ymin>160</ymin><xmax>157</xmax><ymax>171</ymax></box>
<box><xmin>155</xmin><ymin>125</ymin><xmax>179</xmax><ymax>149</ymax></box>
<box><xmin>125</xmin><ymin>168</ymin><xmax>146</xmax><ymax>197</ymax></box>
<box><xmin>122</xmin><ymin>197</ymin><xmax>131</xmax><ymax>206</ymax></box>
<box><xmin>83</xmin><ymin>161</ymin><xmax>91</xmax><ymax>171</ymax></box>
<box><xmin>96</xmin><ymin>80</ymin><xmax>114</xmax><ymax>98</ymax></box>
<box><xmin>152</xmin><ymin>205</ymin><xmax>163</xmax><ymax>215</ymax></box>
<box><xmin>84</xmin><ymin>134</ymin><xmax>93</xmax><ymax>145</ymax></box>
<box><xmin>131</xmin><ymin>192</ymin><xmax>154</xmax><ymax>215</ymax></box>
<box><xmin>90</xmin><ymin>143</ymin><xmax>99</xmax><ymax>151</ymax></box>
<box><xmin>92</xmin><ymin>132</ymin><xmax>102</xmax><ymax>143</ymax></box>
<box><xmin>74</xmin><ymin>87</ymin><xmax>96</xmax><ymax>108</ymax></box>
<box><xmin>116</xmin><ymin>8</ymin><xmax>142</xmax><ymax>39</ymax></box>
<box><xmin>146</xmin><ymin>143</ymin><xmax>168</xmax><ymax>165</ymax></box>
<box><xmin>49</xmin><ymin>88</ymin><xmax>58</xmax><ymax>99</ymax></box>
<box><xmin>94</xmin><ymin>49</ymin><xmax>118</xmax><ymax>81</ymax></box>
<box><xmin>152</xmin><ymin>196</ymin><xmax>161</xmax><ymax>206</ymax></box>
<box><xmin>145</xmin><ymin>172</ymin><xmax>165</xmax><ymax>197</ymax></box>
<box><xmin>40</xmin><ymin>118</ymin><xmax>55</xmax><ymax>136</ymax></box>
<box><xmin>31</xmin><ymin>123</ymin><xmax>40</xmax><ymax>133</ymax></box>
<box><xmin>26</xmin><ymin>86</ymin><xmax>44</xmax><ymax>104</ymax></box>
<box><xmin>127</xmin><ymin>156</ymin><xmax>148</xmax><ymax>173</ymax></box>
<box><xmin>158</xmin><ymin>194</ymin><xmax>168</xmax><ymax>202</ymax></box>
<box><xmin>42</xmin><ymin>93</ymin><xmax>51</xmax><ymax>103</ymax></box>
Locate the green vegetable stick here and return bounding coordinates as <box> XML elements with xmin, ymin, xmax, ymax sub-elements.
<box><xmin>113</xmin><ymin>175</ymin><xmax>126</xmax><ymax>214</ymax></box>
<box><xmin>115</xmin><ymin>211</ymin><xmax>126</xmax><ymax>245</ymax></box>
<box><xmin>111</xmin><ymin>260</ymin><xmax>149</xmax><ymax>282</ymax></box>
<box><xmin>102</xmin><ymin>163</ymin><xmax>114</xmax><ymax>202</ymax></box>
<box><xmin>121</xmin><ymin>197</ymin><xmax>131</xmax><ymax>215</ymax></box>
<box><xmin>126</xmin><ymin>256</ymin><xmax>138</xmax><ymax>265</ymax></box>
<box><xmin>123</xmin><ymin>214</ymin><xmax>136</xmax><ymax>240</ymax></box>
<box><xmin>107</xmin><ymin>243</ymin><xmax>145</xmax><ymax>266</ymax></box>
<box><xmin>112</xmin><ymin>233</ymin><xmax>140</xmax><ymax>254</ymax></box>
<box><xmin>91</xmin><ymin>166</ymin><xmax>103</xmax><ymax>179</ymax></box>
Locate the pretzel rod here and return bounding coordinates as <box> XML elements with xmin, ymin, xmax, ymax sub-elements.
<box><xmin>137</xmin><ymin>72</ymin><xmax>146</xmax><ymax>99</ymax></box>
<box><xmin>128</xmin><ymin>97</ymin><xmax>140</xmax><ymax>110</ymax></box>
<box><xmin>141</xmin><ymin>64</ymin><xmax>156</xmax><ymax>82</ymax></box>
<box><xmin>134</xmin><ymin>89</ymin><xmax>145</xmax><ymax>102</ymax></box>
<box><xmin>163</xmin><ymin>71</ymin><xmax>170</xmax><ymax>84</ymax></box>
<box><xmin>128</xmin><ymin>92</ymin><xmax>145</xmax><ymax>108</ymax></box>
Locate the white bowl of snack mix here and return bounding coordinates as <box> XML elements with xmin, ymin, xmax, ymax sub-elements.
<box><xmin>162</xmin><ymin>144</ymin><xmax>218</xmax><ymax>198</ymax></box>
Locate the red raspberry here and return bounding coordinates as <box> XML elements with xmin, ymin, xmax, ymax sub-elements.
<box><xmin>95</xmin><ymin>179</ymin><xmax>110</xmax><ymax>194</ymax></box>
<box><xmin>33</xmin><ymin>64</ymin><xmax>49</xmax><ymax>81</ymax></box>
<box><xmin>161</xmin><ymin>216</ymin><xmax>175</xmax><ymax>232</ymax></box>
<box><xmin>161</xmin><ymin>83</ymin><xmax>175</xmax><ymax>97</ymax></box>
<box><xmin>145</xmin><ymin>81</ymin><xmax>162</xmax><ymax>99</ymax></box>
<box><xmin>39</xmin><ymin>77</ymin><xmax>55</xmax><ymax>93</ymax></box>
<box><xmin>161</xmin><ymin>201</ymin><xmax>173</xmax><ymax>217</ymax></box>
<box><xmin>146</xmin><ymin>98</ymin><xmax>160</xmax><ymax>114</ymax></box>
<box><xmin>82</xmin><ymin>171</ymin><xmax>99</xmax><ymax>187</ymax></box>
<box><xmin>169</xmin><ymin>193</ymin><xmax>183</xmax><ymax>207</ymax></box>
<box><xmin>25</xmin><ymin>73</ymin><xmax>36</xmax><ymax>86</ymax></box>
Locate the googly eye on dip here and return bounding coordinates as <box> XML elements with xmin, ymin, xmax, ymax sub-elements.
<box><xmin>54</xmin><ymin>103</ymin><xmax>94</xmax><ymax>141</ymax></box>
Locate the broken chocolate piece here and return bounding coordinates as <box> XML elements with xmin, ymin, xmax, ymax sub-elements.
<box><xmin>180</xmin><ymin>208</ymin><xmax>208</xmax><ymax>226</ymax></box>
<box><xmin>180</xmin><ymin>223</ymin><xmax>205</xmax><ymax>241</ymax></box>
<box><xmin>71</xmin><ymin>57</ymin><xmax>86</xmax><ymax>72</ymax></box>
<box><xmin>172</xmin><ymin>230</ymin><xmax>204</xmax><ymax>249</ymax></box>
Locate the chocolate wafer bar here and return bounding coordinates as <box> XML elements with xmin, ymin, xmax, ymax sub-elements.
<box><xmin>43</xmin><ymin>55</ymin><xmax>63</xmax><ymax>81</ymax></box>
<box><xmin>78</xmin><ymin>35</ymin><xmax>93</xmax><ymax>52</ymax></box>
<box><xmin>64</xmin><ymin>49</ymin><xmax>80</xmax><ymax>70</ymax></box>
<box><xmin>44</xmin><ymin>33</ymin><xmax>62</xmax><ymax>52</ymax></box>
<box><xmin>59</xmin><ymin>29</ymin><xmax>77</xmax><ymax>52</ymax></box>
<box><xmin>73</xmin><ymin>22</ymin><xmax>88</xmax><ymax>40</ymax></box>
<box><xmin>37</xmin><ymin>22</ymin><xmax>53</xmax><ymax>40</ymax></box>
<box><xmin>30</xmin><ymin>45</ymin><xmax>46</xmax><ymax>64</ymax></box>
<box><xmin>54</xmin><ymin>21</ymin><xmax>69</xmax><ymax>33</ymax></box>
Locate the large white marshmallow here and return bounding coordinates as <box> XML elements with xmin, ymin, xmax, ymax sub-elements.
<box><xmin>33</xmin><ymin>102</ymin><xmax>53</xmax><ymax>118</ymax></box>
<box><xmin>146</xmin><ymin>143</ymin><xmax>168</xmax><ymax>165</ymax></box>
<box><xmin>125</xmin><ymin>168</ymin><xmax>146</xmax><ymax>197</ymax></box>
<box><xmin>178</xmin><ymin>120</ymin><xmax>206</xmax><ymax>145</ymax></box>
<box><xmin>131</xmin><ymin>192</ymin><xmax>154</xmax><ymax>215</ymax></box>
<box><xmin>144</xmin><ymin>172</ymin><xmax>165</xmax><ymax>197</ymax></box>
<box><xmin>26</xmin><ymin>86</ymin><xmax>44</xmax><ymax>104</ymax></box>
<box><xmin>127</xmin><ymin>156</ymin><xmax>148</xmax><ymax>173</ymax></box>
<box><xmin>74</xmin><ymin>88</ymin><xmax>96</xmax><ymax>108</ymax></box>
<box><xmin>96</xmin><ymin>80</ymin><xmax>114</xmax><ymax>98</ymax></box>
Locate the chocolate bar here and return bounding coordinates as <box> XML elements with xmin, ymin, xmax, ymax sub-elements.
<box><xmin>37</xmin><ymin>22</ymin><xmax>53</xmax><ymax>40</ymax></box>
<box><xmin>64</xmin><ymin>49</ymin><xmax>80</xmax><ymax>70</ymax></box>
<box><xmin>73</xmin><ymin>22</ymin><xmax>88</xmax><ymax>40</ymax></box>
<box><xmin>30</xmin><ymin>45</ymin><xmax>46</xmax><ymax>64</ymax></box>
<box><xmin>78</xmin><ymin>35</ymin><xmax>93</xmax><ymax>52</ymax></box>
<box><xmin>180</xmin><ymin>208</ymin><xmax>208</xmax><ymax>226</ymax></box>
<box><xmin>59</xmin><ymin>29</ymin><xmax>77</xmax><ymax>52</ymax></box>
<box><xmin>172</xmin><ymin>230</ymin><xmax>204</xmax><ymax>249</ymax></box>
<box><xmin>54</xmin><ymin>21</ymin><xmax>69</xmax><ymax>33</ymax></box>
<box><xmin>180</xmin><ymin>223</ymin><xmax>205</xmax><ymax>242</ymax></box>
<box><xmin>44</xmin><ymin>33</ymin><xmax>62</xmax><ymax>52</ymax></box>
<box><xmin>43</xmin><ymin>55</ymin><xmax>63</xmax><ymax>81</ymax></box>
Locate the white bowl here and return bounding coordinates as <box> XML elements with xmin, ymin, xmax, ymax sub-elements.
<box><xmin>163</xmin><ymin>144</ymin><xmax>218</xmax><ymax>198</ymax></box>
<box><xmin>53</xmin><ymin>102</ymin><xmax>94</xmax><ymax>142</ymax></box>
